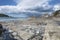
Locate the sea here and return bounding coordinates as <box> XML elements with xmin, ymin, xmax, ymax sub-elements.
<box><xmin>0</xmin><ymin>17</ymin><xmax>28</xmax><ymax>22</ymax></box>
<box><xmin>0</xmin><ymin>12</ymin><xmax>42</xmax><ymax>22</ymax></box>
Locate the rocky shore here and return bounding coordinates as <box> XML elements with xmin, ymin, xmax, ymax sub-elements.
<box><xmin>0</xmin><ymin>17</ymin><xmax>60</xmax><ymax>40</ymax></box>
<box><xmin>0</xmin><ymin>10</ymin><xmax>60</xmax><ymax>40</ymax></box>
<box><xmin>0</xmin><ymin>17</ymin><xmax>47</xmax><ymax>40</ymax></box>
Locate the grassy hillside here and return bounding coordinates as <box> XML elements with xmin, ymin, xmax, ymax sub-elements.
<box><xmin>53</xmin><ymin>10</ymin><xmax>60</xmax><ymax>17</ymax></box>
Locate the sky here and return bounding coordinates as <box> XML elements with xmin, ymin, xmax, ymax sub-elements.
<box><xmin>0</xmin><ymin>0</ymin><xmax>60</xmax><ymax>15</ymax></box>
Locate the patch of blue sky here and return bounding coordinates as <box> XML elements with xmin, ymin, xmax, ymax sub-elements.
<box><xmin>49</xmin><ymin>0</ymin><xmax>60</xmax><ymax>5</ymax></box>
<box><xmin>0</xmin><ymin>0</ymin><xmax>17</xmax><ymax>6</ymax></box>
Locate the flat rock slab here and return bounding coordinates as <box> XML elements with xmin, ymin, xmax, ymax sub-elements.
<box><xmin>18</xmin><ymin>31</ymin><xmax>34</xmax><ymax>40</ymax></box>
<box><xmin>43</xmin><ymin>19</ymin><xmax>60</xmax><ymax>40</ymax></box>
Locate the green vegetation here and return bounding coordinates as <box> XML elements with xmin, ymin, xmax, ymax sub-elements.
<box><xmin>53</xmin><ymin>10</ymin><xmax>60</xmax><ymax>17</ymax></box>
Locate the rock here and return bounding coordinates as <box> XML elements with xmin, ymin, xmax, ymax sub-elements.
<box><xmin>8</xmin><ymin>29</ymin><xmax>13</xmax><ymax>33</ymax></box>
<box><xmin>0</xmin><ymin>24</ymin><xmax>3</xmax><ymax>29</ymax></box>
<box><xmin>19</xmin><ymin>31</ymin><xmax>34</xmax><ymax>40</ymax></box>
<box><xmin>12</xmin><ymin>32</ymin><xmax>17</xmax><ymax>36</ymax></box>
<box><xmin>0</xmin><ymin>24</ymin><xmax>3</xmax><ymax>36</ymax></box>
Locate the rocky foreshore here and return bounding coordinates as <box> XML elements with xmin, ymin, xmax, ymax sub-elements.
<box><xmin>0</xmin><ymin>10</ymin><xmax>60</xmax><ymax>40</ymax></box>
<box><xmin>0</xmin><ymin>17</ymin><xmax>60</xmax><ymax>40</ymax></box>
<box><xmin>0</xmin><ymin>17</ymin><xmax>47</xmax><ymax>40</ymax></box>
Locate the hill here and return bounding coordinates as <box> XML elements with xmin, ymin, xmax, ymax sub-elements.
<box><xmin>53</xmin><ymin>10</ymin><xmax>60</xmax><ymax>17</ymax></box>
<box><xmin>0</xmin><ymin>13</ymin><xmax>11</xmax><ymax>17</ymax></box>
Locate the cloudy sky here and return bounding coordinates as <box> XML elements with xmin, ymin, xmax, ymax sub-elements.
<box><xmin>0</xmin><ymin>0</ymin><xmax>60</xmax><ymax>14</ymax></box>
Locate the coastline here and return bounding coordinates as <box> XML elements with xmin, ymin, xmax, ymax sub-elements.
<box><xmin>0</xmin><ymin>17</ymin><xmax>60</xmax><ymax>40</ymax></box>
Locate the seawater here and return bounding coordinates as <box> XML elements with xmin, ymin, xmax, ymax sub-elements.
<box><xmin>0</xmin><ymin>17</ymin><xmax>28</xmax><ymax>22</ymax></box>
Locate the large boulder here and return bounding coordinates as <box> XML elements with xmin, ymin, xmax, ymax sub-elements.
<box><xmin>0</xmin><ymin>24</ymin><xmax>3</xmax><ymax>36</ymax></box>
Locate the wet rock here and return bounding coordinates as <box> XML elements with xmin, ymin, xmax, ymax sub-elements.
<box><xmin>0</xmin><ymin>24</ymin><xmax>3</xmax><ymax>36</ymax></box>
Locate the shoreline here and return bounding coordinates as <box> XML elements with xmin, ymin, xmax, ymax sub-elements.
<box><xmin>0</xmin><ymin>17</ymin><xmax>60</xmax><ymax>40</ymax></box>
